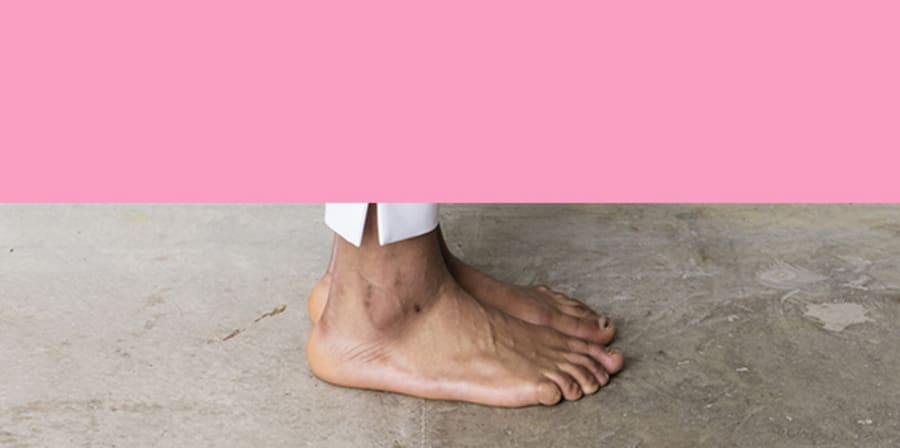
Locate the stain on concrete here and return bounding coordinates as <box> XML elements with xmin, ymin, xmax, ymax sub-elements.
<box><xmin>145</xmin><ymin>294</ymin><xmax>165</xmax><ymax>306</ymax></box>
<box><xmin>804</xmin><ymin>303</ymin><xmax>873</xmax><ymax>331</ymax></box>
<box><xmin>757</xmin><ymin>260</ymin><xmax>828</xmax><ymax>290</ymax></box>
<box><xmin>839</xmin><ymin>256</ymin><xmax>872</xmax><ymax>274</ymax></box>
<box><xmin>126</xmin><ymin>212</ymin><xmax>147</xmax><ymax>223</ymax></box>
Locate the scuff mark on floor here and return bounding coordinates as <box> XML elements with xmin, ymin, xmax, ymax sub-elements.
<box><xmin>222</xmin><ymin>304</ymin><xmax>287</xmax><ymax>341</ymax></box>
<box><xmin>254</xmin><ymin>304</ymin><xmax>287</xmax><ymax>323</ymax></box>
<box><xmin>222</xmin><ymin>329</ymin><xmax>241</xmax><ymax>341</ymax></box>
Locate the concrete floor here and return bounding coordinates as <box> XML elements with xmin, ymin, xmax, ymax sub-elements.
<box><xmin>2</xmin><ymin>204</ymin><xmax>899</xmax><ymax>447</ymax></box>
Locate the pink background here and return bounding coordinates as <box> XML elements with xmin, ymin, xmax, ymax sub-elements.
<box><xmin>1</xmin><ymin>1</ymin><xmax>898</xmax><ymax>202</ymax></box>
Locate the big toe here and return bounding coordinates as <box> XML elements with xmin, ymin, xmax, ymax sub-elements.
<box><xmin>548</xmin><ymin>312</ymin><xmax>616</xmax><ymax>345</ymax></box>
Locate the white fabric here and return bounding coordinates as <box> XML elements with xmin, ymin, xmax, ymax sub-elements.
<box><xmin>325</xmin><ymin>203</ymin><xmax>439</xmax><ymax>247</ymax></box>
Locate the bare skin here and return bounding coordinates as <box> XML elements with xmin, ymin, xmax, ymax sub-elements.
<box><xmin>308</xmin><ymin>230</ymin><xmax>616</xmax><ymax>345</ymax></box>
<box><xmin>307</xmin><ymin>208</ymin><xmax>624</xmax><ymax>407</ymax></box>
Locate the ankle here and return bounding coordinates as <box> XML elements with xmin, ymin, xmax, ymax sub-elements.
<box><xmin>321</xmin><ymin>265</ymin><xmax>447</xmax><ymax>337</ymax></box>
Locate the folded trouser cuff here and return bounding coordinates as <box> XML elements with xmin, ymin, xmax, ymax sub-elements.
<box><xmin>324</xmin><ymin>203</ymin><xmax>439</xmax><ymax>247</ymax></box>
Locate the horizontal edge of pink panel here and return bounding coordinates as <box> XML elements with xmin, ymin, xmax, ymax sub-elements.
<box><xmin>2</xmin><ymin>1</ymin><xmax>898</xmax><ymax>201</ymax></box>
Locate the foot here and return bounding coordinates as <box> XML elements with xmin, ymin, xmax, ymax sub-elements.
<box><xmin>443</xmin><ymin>250</ymin><xmax>616</xmax><ymax>345</ymax></box>
<box><xmin>307</xmin><ymin>259</ymin><xmax>624</xmax><ymax>407</ymax></box>
<box><xmin>307</xmin><ymin>209</ymin><xmax>623</xmax><ymax>407</ymax></box>
<box><xmin>307</xmin><ymin>229</ymin><xmax>616</xmax><ymax>345</ymax></box>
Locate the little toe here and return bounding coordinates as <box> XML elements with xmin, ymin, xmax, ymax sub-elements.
<box><xmin>535</xmin><ymin>380</ymin><xmax>563</xmax><ymax>406</ymax></box>
<box><xmin>544</xmin><ymin>371</ymin><xmax>583</xmax><ymax>401</ymax></box>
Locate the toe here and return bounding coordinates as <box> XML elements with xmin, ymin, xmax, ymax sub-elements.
<box><xmin>550</xmin><ymin>292</ymin><xmax>590</xmax><ymax>309</ymax></box>
<box><xmin>567</xmin><ymin>339</ymin><xmax>625</xmax><ymax>374</ymax></box>
<box><xmin>544</xmin><ymin>371</ymin><xmax>583</xmax><ymax>401</ymax></box>
<box><xmin>535</xmin><ymin>380</ymin><xmax>562</xmax><ymax>406</ymax></box>
<box><xmin>596</xmin><ymin>369</ymin><xmax>610</xmax><ymax>387</ymax></box>
<box><xmin>560</xmin><ymin>303</ymin><xmax>596</xmax><ymax>319</ymax></box>
<box><xmin>597</xmin><ymin>315</ymin><xmax>616</xmax><ymax>341</ymax></box>
<box><xmin>553</xmin><ymin>296</ymin><xmax>605</xmax><ymax>324</ymax></box>
<box><xmin>595</xmin><ymin>347</ymin><xmax>625</xmax><ymax>374</ymax></box>
<box><xmin>564</xmin><ymin>352</ymin><xmax>608</xmax><ymax>386</ymax></box>
<box><xmin>550</xmin><ymin>313</ymin><xmax>616</xmax><ymax>345</ymax></box>
<box><xmin>559</xmin><ymin>362</ymin><xmax>599</xmax><ymax>395</ymax></box>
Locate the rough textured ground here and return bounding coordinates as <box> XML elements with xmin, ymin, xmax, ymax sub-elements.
<box><xmin>2</xmin><ymin>204</ymin><xmax>899</xmax><ymax>447</ymax></box>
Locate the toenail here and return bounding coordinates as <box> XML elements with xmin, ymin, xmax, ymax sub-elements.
<box><xmin>607</xmin><ymin>348</ymin><xmax>619</xmax><ymax>356</ymax></box>
<box><xmin>598</xmin><ymin>317</ymin><xmax>609</xmax><ymax>328</ymax></box>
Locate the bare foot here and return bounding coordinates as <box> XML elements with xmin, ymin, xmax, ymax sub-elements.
<box><xmin>306</xmin><ymin>211</ymin><xmax>624</xmax><ymax>407</ymax></box>
<box><xmin>307</xmin><ymin>228</ymin><xmax>616</xmax><ymax>345</ymax></box>
<box><xmin>307</xmin><ymin>252</ymin><xmax>624</xmax><ymax>407</ymax></box>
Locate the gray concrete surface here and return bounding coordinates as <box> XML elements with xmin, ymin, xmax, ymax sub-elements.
<box><xmin>2</xmin><ymin>204</ymin><xmax>899</xmax><ymax>447</ymax></box>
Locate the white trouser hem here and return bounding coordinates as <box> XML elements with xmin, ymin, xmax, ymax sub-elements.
<box><xmin>324</xmin><ymin>203</ymin><xmax>439</xmax><ymax>247</ymax></box>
